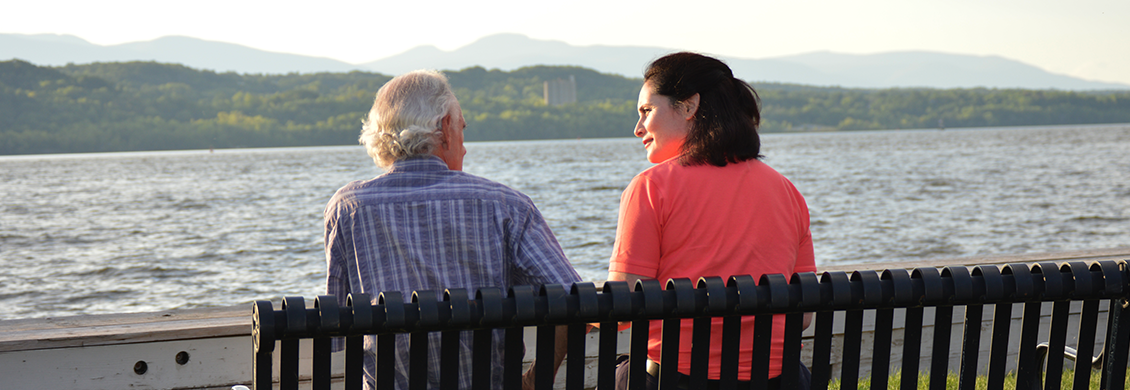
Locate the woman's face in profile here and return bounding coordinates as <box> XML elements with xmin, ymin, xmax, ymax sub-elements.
<box><xmin>635</xmin><ymin>82</ymin><xmax>691</xmax><ymax>163</ymax></box>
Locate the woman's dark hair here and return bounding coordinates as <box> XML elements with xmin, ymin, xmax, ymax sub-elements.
<box><xmin>644</xmin><ymin>52</ymin><xmax>762</xmax><ymax>166</ymax></box>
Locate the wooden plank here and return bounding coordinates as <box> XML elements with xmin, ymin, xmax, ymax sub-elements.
<box><xmin>0</xmin><ymin>335</ymin><xmax>252</xmax><ymax>390</ymax></box>
<box><xmin>0</xmin><ymin>305</ymin><xmax>249</xmax><ymax>332</ymax></box>
<box><xmin>0</xmin><ymin>305</ymin><xmax>250</xmax><ymax>352</ymax></box>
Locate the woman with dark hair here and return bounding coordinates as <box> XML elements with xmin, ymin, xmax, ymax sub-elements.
<box><xmin>608</xmin><ymin>52</ymin><xmax>816</xmax><ymax>390</ymax></box>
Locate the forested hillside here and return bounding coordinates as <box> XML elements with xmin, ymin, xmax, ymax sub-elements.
<box><xmin>2</xmin><ymin>59</ymin><xmax>1128</xmax><ymax>155</ymax></box>
<box><xmin>756</xmin><ymin>84</ymin><xmax>1130</xmax><ymax>131</ymax></box>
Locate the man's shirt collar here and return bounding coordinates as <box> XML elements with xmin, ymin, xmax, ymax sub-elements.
<box><xmin>387</xmin><ymin>156</ymin><xmax>449</xmax><ymax>173</ymax></box>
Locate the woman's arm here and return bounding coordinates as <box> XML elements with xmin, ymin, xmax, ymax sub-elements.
<box><xmin>607</xmin><ymin>271</ymin><xmax>654</xmax><ymax>288</ymax></box>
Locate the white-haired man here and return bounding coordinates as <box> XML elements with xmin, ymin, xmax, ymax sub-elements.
<box><xmin>325</xmin><ymin>70</ymin><xmax>581</xmax><ymax>390</ymax></box>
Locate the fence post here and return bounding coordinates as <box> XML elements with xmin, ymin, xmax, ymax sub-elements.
<box><xmin>279</xmin><ymin>297</ymin><xmax>306</xmax><ymax>390</ymax></box>
<box><xmin>506</xmin><ymin>285</ymin><xmax>536</xmax><ymax>390</ymax></box>
<box><xmin>724</xmin><ymin>275</ymin><xmax>758</xmax><ymax>387</ymax></box>
<box><xmin>377</xmin><ymin>291</ymin><xmax>404</xmax><ymax>390</ymax></box>
<box><xmin>313</xmin><ymin>296</ymin><xmax>339</xmax><ymax>390</ymax></box>
<box><xmin>536</xmin><ymin>284</ymin><xmax>568</xmax><ymax>390</ymax></box>
<box><xmin>473</xmin><ymin>288</ymin><xmax>503</xmax><ymax>390</ymax></box>
<box><xmin>410</xmin><ymin>290</ymin><xmax>439</xmax><ymax>390</ymax></box>
<box><xmin>904</xmin><ymin>267</ymin><xmax>941</xmax><ymax>390</ymax></box>
<box><xmin>1100</xmin><ymin>261</ymin><xmax>1129</xmax><ymax>390</ymax></box>
<box><xmin>598</xmin><ymin>281</ymin><xmax>630</xmax><ymax>390</ymax></box>
<box><xmin>440</xmin><ymin>289</ymin><xmax>468</xmax><ymax>390</ymax></box>
<box><xmin>810</xmin><ymin>271</ymin><xmax>847</xmax><ymax>390</ymax></box>
<box><xmin>1071</xmin><ymin>263</ymin><xmax>1100</xmax><ymax>389</ymax></box>
<box><xmin>252</xmin><ymin>301</ymin><xmax>275</xmax><ymax>390</ymax></box>
<box><xmin>567</xmin><ymin>282</ymin><xmax>599</xmax><ymax>390</ymax></box>
<box><xmin>345</xmin><ymin>293</ymin><xmax>372</xmax><ymax>390</ymax></box>
<box><xmin>630</xmin><ymin>279</ymin><xmax>662</xmax><ymax>390</ymax></box>
<box><xmin>786</xmin><ymin>272</ymin><xmax>821</xmax><ymax>390</ymax></box>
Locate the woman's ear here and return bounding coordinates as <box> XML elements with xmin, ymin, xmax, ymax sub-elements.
<box><xmin>682</xmin><ymin>93</ymin><xmax>700</xmax><ymax>120</ymax></box>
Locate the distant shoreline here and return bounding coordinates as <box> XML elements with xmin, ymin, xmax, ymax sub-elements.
<box><xmin>3</xmin><ymin>122</ymin><xmax>1128</xmax><ymax>158</ymax></box>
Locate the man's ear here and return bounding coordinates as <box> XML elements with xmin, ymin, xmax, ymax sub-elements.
<box><xmin>682</xmin><ymin>93</ymin><xmax>701</xmax><ymax>120</ymax></box>
<box><xmin>439</xmin><ymin>114</ymin><xmax>452</xmax><ymax>147</ymax></box>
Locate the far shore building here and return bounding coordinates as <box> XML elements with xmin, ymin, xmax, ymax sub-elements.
<box><xmin>544</xmin><ymin>75</ymin><xmax>577</xmax><ymax>107</ymax></box>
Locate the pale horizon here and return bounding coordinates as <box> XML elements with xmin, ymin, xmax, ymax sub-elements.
<box><xmin>4</xmin><ymin>0</ymin><xmax>1128</xmax><ymax>85</ymax></box>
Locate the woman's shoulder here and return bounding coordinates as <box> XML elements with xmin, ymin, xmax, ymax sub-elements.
<box><xmin>636</xmin><ymin>157</ymin><xmax>682</xmax><ymax>177</ymax></box>
<box><xmin>628</xmin><ymin>158</ymin><xmax>689</xmax><ymax>190</ymax></box>
<box><xmin>639</xmin><ymin>157</ymin><xmax>778</xmax><ymax>178</ymax></box>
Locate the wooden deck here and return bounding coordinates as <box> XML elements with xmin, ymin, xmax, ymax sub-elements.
<box><xmin>1</xmin><ymin>247</ymin><xmax>1127</xmax><ymax>389</ymax></box>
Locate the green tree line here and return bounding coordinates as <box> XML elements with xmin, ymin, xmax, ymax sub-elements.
<box><xmin>1</xmin><ymin>59</ymin><xmax>1128</xmax><ymax>155</ymax></box>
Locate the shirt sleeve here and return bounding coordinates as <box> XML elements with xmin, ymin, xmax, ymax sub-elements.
<box><xmin>795</xmin><ymin>228</ymin><xmax>817</xmax><ymax>274</ymax></box>
<box><xmin>325</xmin><ymin>205</ymin><xmax>351</xmax><ymax>301</ymax></box>
<box><xmin>509</xmin><ymin>203</ymin><xmax>582</xmax><ymax>287</ymax></box>
<box><xmin>793</xmin><ymin>188</ymin><xmax>818</xmax><ymax>274</ymax></box>
<box><xmin>608</xmin><ymin>174</ymin><xmax>663</xmax><ymax>278</ymax></box>
<box><xmin>324</xmin><ymin>204</ymin><xmax>351</xmax><ymax>352</ymax></box>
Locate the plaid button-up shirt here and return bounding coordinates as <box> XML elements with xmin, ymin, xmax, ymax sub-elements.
<box><xmin>326</xmin><ymin>156</ymin><xmax>581</xmax><ymax>390</ymax></box>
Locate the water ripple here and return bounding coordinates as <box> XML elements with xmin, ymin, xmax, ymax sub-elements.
<box><xmin>1</xmin><ymin>125</ymin><xmax>1128</xmax><ymax>318</ymax></box>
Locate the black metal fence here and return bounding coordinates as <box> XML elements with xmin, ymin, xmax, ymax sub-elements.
<box><xmin>252</xmin><ymin>260</ymin><xmax>1130</xmax><ymax>389</ymax></box>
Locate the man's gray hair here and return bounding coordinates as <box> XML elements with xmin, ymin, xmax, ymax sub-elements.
<box><xmin>360</xmin><ymin>70</ymin><xmax>458</xmax><ymax>168</ymax></box>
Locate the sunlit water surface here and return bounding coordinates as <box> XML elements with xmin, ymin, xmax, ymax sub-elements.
<box><xmin>1</xmin><ymin>124</ymin><xmax>1127</xmax><ymax>319</ymax></box>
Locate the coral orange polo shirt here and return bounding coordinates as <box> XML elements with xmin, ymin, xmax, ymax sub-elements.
<box><xmin>609</xmin><ymin>157</ymin><xmax>817</xmax><ymax>379</ymax></box>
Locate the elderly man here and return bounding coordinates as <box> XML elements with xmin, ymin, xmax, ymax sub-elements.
<box><xmin>325</xmin><ymin>70</ymin><xmax>581</xmax><ymax>390</ymax></box>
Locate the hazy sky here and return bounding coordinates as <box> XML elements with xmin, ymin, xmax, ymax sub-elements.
<box><xmin>6</xmin><ymin>0</ymin><xmax>1128</xmax><ymax>84</ymax></box>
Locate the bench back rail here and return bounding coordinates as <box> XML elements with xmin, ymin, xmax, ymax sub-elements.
<box><xmin>251</xmin><ymin>260</ymin><xmax>1130</xmax><ymax>390</ymax></box>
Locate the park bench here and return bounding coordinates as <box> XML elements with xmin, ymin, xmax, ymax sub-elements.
<box><xmin>250</xmin><ymin>260</ymin><xmax>1130</xmax><ymax>389</ymax></box>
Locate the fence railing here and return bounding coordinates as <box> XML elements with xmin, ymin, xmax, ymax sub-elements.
<box><xmin>251</xmin><ymin>260</ymin><xmax>1130</xmax><ymax>389</ymax></box>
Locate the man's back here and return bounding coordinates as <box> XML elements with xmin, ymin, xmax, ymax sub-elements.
<box><xmin>325</xmin><ymin>155</ymin><xmax>581</xmax><ymax>389</ymax></box>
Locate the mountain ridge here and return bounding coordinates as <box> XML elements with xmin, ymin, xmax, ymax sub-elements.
<box><xmin>0</xmin><ymin>33</ymin><xmax>365</xmax><ymax>75</ymax></box>
<box><xmin>2</xmin><ymin>32</ymin><xmax>1126</xmax><ymax>90</ymax></box>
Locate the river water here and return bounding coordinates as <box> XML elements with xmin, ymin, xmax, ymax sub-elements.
<box><xmin>1</xmin><ymin>124</ymin><xmax>1128</xmax><ymax>319</ymax></box>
